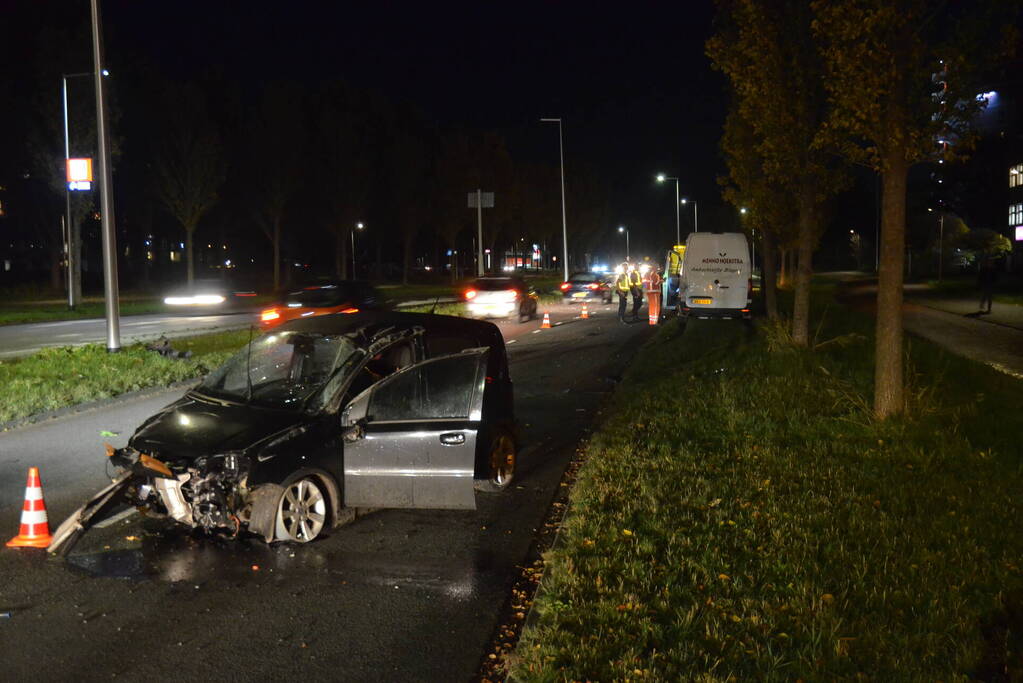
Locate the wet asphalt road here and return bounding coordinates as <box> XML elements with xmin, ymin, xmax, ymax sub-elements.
<box><xmin>0</xmin><ymin>303</ymin><xmax>653</xmax><ymax>681</ymax></box>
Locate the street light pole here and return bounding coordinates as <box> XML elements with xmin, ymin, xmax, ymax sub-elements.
<box><xmin>90</xmin><ymin>0</ymin><xmax>120</xmax><ymax>352</ymax></box>
<box><xmin>681</xmin><ymin>198</ymin><xmax>699</xmax><ymax>234</ymax></box>
<box><xmin>938</xmin><ymin>213</ymin><xmax>945</xmax><ymax>282</ymax></box>
<box><xmin>656</xmin><ymin>174</ymin><xmax>681</xmax><ymax>243</ymax></box>
<box><xmin>541</xmin><ymin>118</ymin><xmax>569</xmax><ymax>281</ymax></box>
<box><xmin>618</xmin><ymin>226</ymin><xmax>629</xmax><ymax>261</ymax></box>
<box><xmin>351</xmin><ymin>222</ymin><xmax>364</xmax><ymax>279</ymax></box>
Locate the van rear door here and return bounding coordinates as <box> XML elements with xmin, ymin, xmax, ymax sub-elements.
<box><xmin>683</xmin><ymin>233</ymin><xmax>750</xmax><ymax>313</ymax></box>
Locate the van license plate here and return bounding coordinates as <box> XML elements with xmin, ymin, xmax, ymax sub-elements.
<box><xmin>692</xmin><ymin>297</ymin><xmax>712</xmax><ymax>305</ymax></box>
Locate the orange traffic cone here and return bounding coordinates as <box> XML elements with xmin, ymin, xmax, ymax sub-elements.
<box><xmin>7</xmin><ymin>467</ymin><xmax>52</xmax><ymax>549</ymax></box>
<box><xmin>541</xmin><ymin>312</ymin><xmax>551</xmax><ymax>329</ymax></box>
<box><xmin>581</xmin><ymin>304</ymin><xmax>589</xmax><ymax>319</ymax></box>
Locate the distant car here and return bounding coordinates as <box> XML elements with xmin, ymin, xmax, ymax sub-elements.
<box><xmin>260</xmin><ymin>281</ymin><xmax>383</xmax><ymax>329</ymax></box>
<box><xmin>49</xmin><ymin>311</ymin><xmax>517</xmax><ymax>554</ymax></box>
<box><xmin>163</xmin><ymin>278</ymin><xmax>258</xmax><ymax>310</ymax></box>
<box><xmin>559</xmin><ymin>271</ymin><xmax>613</xmax><ymax>305</ymax></box>
<box><xmin>464</xmin><ymin>276</ymin><xmax>539</xmax><ymax>322</ymax></box>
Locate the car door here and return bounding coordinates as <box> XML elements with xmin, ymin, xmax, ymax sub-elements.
<box><xmin>340</xmin><ymin>348</ymin><xmax>488</xmax><ymax>510</ymax></box>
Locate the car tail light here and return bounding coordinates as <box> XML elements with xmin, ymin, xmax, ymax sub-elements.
<box><xmin>465</xmin><ymin>289</ymin><xmax>477</xmax><ymax>300</ymax></box>
<box><xmin>503</xmin><ymin>289</ymin><xmax>519</xmax><ymax>301</ymax></box>
<box><xmin>341</xmin><ymin>307</ymin><xmax>359</xmax><ymax>314</ymax></box>
<box><xmin>559</xmin><ymin>282</ymin><xmax>570</xmax><ymax>291</ymax></box>
<box><xmin>261</xmin><ymin>309</ymin><xmax>280</xmax><ymax>322</ymax></box>
<box><xmin>587</xmin><ymin>283</ymin><xmax>599</xmax><ymax>290</ymax></box>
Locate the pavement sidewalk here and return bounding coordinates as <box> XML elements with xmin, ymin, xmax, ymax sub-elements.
<box><xmin>903</xmin><ymin>283</ymin><xmax>1023</xmax><ymax>332</ymax></box>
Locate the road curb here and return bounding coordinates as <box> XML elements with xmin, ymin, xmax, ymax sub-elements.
<box><xmin>0</xmin><ymin>378</ymin><xmax>198</xmax><ymax>434</ymax></box>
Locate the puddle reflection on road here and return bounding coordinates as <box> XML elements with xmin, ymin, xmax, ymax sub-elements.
<box><xmin>65</xmin><ymin>523</ymin><xmax>496</xmax><ymax>601</ymax></box>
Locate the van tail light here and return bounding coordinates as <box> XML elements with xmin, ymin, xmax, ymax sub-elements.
<box><xmin>465</xmin><ymin>289</ymin><xmax>477</xmax><ymax>300</ymax></box>
<box><xmin>261</xmin><ymin>309</ymin><xmax>280</xmax><ymax>322</ymax></box>
<box><xmin>559</xmin><ymin>282</ymin><xmax>570</xmax><ymax>291</ymax></box>
<box><xmin>587</xmin><ymin>283</ymin><xmax>599</xmax><ymax>290</ymax></box>
<box><xmin>341</xmin><ymin>307</ymin><xmax>359</xmax><ymax>314</ymax></box>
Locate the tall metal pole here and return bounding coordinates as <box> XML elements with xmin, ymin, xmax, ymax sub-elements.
<box><xmin>938</xmin><ymin>213</ymin><xmax>944</xmax><ymax>282</ymax></box>
<box><xmin>350</xmin><ymin>228</ymin><xmax>355</xmax><ymax>278</ymax></box>
<box><xmin>476</xmin><ymin>188</ymin><xmax>484</xmax><ymax>276</ymax></box>
<box><xmin>541</xmin><ymin>118</ymin><xmax>569</xmax><ymax>281</ymax></box>
<box><xmin>90</xmin><ymin>0</ymin><xmax>120</xmax><ymax>352</ymax></box>
<box><xmin>61</xmin><ymin>76</ymin><xmax>75</xmax><ymax>309</ymax></box>
<box><xmin>694</xmin><ymin>200</ymin><xmax>699</xmax><ymax>233</ymax></box>
<box><xmin>674</xmin><ymin>179</ymin><xmax>680</xmax><ymax>244</ymax></box>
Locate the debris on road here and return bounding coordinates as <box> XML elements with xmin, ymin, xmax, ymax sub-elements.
<box><xmin>145</xmin><ymin>337</ymin><xmax>192</xmax><ymax>359</ymax></box>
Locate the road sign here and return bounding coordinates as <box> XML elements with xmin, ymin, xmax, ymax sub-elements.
<box><xmin>467</xmin><ymin>192</ymin><xmax>494</xmax><ymax>208</ymax></box>
<box><xmin>66</xmin><ymin>158</ymin><xmax>93</xmax><ymax>191</ymax></box>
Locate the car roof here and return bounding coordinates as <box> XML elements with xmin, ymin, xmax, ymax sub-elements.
<box><xmin>279</xmin><ymin>310</ymin><xmax>503</xmax><ymax>343</ymax></box>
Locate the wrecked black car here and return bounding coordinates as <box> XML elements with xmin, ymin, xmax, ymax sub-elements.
<box><xmin>50</xmin><ymin>312</ymin><xmax>516</xmax><ymax>555</ymax></box>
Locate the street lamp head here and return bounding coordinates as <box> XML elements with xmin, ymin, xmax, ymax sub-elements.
<box><xmin>656</xmin><ymin>174</ymin><xmax>666</xmax><ymax>183</ymax></box>
<box><xmin>740</xmin><ymin>207</ymin><xmax>748</xmax><ymax>215</ymax></box>
<box><xmin>101</xmin><ymin>69</ymin><xmax>110</xmax><ymax>76</ymax></box>
<box><xmin>356</xmin><ymin>222</ymin><xmax>365</xmax><ymax>229</ymax></box>
<box><xmin>540</xmin><ymin>117</ymin><xmax>561</xmax><ymax>123</ymax></box>
<box><xmin>618</xmin><ymin>226</ymin><xmax>625</xmax><ymax>233</ymax></box>
<box><xmin>680</xmin><ymin>198</ymin><xmax>688</xmax><ymax>205</ymax></box>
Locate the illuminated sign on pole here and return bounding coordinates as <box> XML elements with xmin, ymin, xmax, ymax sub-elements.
<box><xmin>66</xmin><ymin>158</ymin><xmax>93</xmax><ymax>191</ymax></box>
<box><xmin>1016</xmin><ymin>226</ymin><xmax>1023</xmax><ymax>242</ymax></box>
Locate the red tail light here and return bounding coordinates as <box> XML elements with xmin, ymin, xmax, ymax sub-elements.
<box><xmin>505</xmin><ymin>289</ymin><xmax>519</xmax><ymax>300</ymax></box>
<box><xmin>587</xmin><ymin>283</ymin><xmax>599</xmax><ymax>290</ymax></box>
<box><xmin>559</xmin><ymin>282</ymin><xmax>570</xmax><ymax>291</ymax></box>
<box><xmin>465</xmin><ymin>289</ymin><xmax>477</xmax><ymax>300</ymax></box>
<box><xmin>341</xmin><ymin>307</ymin><xmax>359</xmax><ymax>314</ymax></box>
<box><xmin>261</xmin><ymin>309</ymin><xmax>280</xmax><ymax>322</ymax></box>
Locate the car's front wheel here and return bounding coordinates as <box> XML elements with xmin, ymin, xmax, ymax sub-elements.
<box><xmin>274</xmin><ymin>476</ymin><xmax>329</xmax><ymax>543</ymax></box>
<box><xmin>477</xmin><ymin>429</ymin><xmax>516</xmax><ymax>492</ymax></box>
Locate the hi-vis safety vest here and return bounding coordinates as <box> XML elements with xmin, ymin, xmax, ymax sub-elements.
<box><xmin>629</xmin><ymin>271</ymin><xmax>642</xmax><ymax>289</ymax></box>
<box><xmin>615</xmin><ymin>272</ymin><xmax>632</xmax><ymax>293</ymax></box>
<box><xmin>668</xmin><ymin>247</ymin><xmax>685</xmax><ymax>276</ymax></box>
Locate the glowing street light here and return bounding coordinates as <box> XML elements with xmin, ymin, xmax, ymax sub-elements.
<box><xmin>618</xmin><ymin>225</ymin><xmax>630</xmax><ymax>260</ymax></box>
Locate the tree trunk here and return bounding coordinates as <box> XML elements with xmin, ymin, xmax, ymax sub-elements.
<box><xmin>791</xmin><ymin>182</ymin><xmax>815</xmax><ymax>346</ymax></box>
<box><xmin>761</xmin><ymin>230</ymin><xmax>778</xmax><ymax>319</ymax></box>
<box><xmin>186</xmin><ymin>227</ymin><xmax>195</xmax><ymax>286</ymax></box>
<box><xmin>779</xmin><ymin>248</ymin><xmax>787</xmax><ymax>287</ymax></box>
<box><xmin>874</xmin><ymin>151</ymin><xmax>908</xmax><ymax>418</ymax></box>
<box><xmin>272</xmin><ymin>215</ymin><xmax>281</xmax><ymax>291</ymax></box>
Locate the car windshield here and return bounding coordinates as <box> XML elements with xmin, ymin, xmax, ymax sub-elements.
<box><xmin>568</xmin><ymin>273</ymin><xmax>599</xmax><ymax>282</ymax></box>
<box><xmin>196</xmin><ymin>331</ymin><xmax>362</xmax><ymax>410</ymax></box>
<box><xmin>474</xmin><ymin>279</ymin><xmax>518</xmax><ymax>291</ymax></box>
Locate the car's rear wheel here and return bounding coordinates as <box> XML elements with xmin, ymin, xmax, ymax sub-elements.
<box><xmin>477</xmin><ymin>429</ymin><xmax>516</xmax><ymax>492</ymax></box>
<box><xmin>274</xmin><ymin>476</ymin><xmax>329</xmax><ymax>543</ymax></box>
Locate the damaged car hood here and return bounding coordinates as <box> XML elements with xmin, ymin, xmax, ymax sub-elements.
<box><xmin>129</xmin><ymin>393</ymin><xmax>305</xmax><ymax>462</ymax></box>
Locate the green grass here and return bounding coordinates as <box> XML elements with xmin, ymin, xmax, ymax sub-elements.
<box><xmin>923</xmin><ymin>275</ymin><xmax>1023</xmax><ymax>306</ymax></box>
<box><xmin>510</xmin><ymin>290</ymin><xmax>1023</xmax><ymax>680</ymax></box>
<box><xmin>0</xmin><ymin>329</ymin><xmax>251</xmax><ymax>424</ymax></box>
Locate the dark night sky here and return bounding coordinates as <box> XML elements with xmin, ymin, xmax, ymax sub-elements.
<box><xmin>2</xmin><ymin>1</ymin><xmax>725</xmax><ymax>258</ymax></box>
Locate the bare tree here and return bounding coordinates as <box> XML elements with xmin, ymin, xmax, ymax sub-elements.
<box><xmin>244</xmin><ymin>84</ymin><xmax>304</xmax><ymax>290</ymax></box>
<box><xmin>151</xmin><ymin>83</ymin><xmax>226</xmax><ymax>286</ymax></box>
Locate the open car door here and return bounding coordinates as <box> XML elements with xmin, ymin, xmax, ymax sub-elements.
<box><xmin>340</xmin><ymin>348</ymin><xmax>488</xmax><ymax>510</ymax></box>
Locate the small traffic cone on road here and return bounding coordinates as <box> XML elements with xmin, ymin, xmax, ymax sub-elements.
<box><xmin>581</xmin><ymin>304</ymin><xmax>589</xmax><ymax>319</ymax></box>
<box><xmin>649</xmin><ymin>312</ymin><xmax>658</xmax><ymax>325</ymax></box>
<box><xmin>7</xmin><ymin>467</ymin><xmax>52</xmax><ymax>549</ymax></box>
<box><xmin>541</xmin><ymin>312</ymin><xmax>551</xmax><ymax>329</ymax></box>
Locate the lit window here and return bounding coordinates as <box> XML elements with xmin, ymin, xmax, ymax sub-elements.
<box><xmin>1010</xmin><ymin>203</ymin><xmax>1023</xmax><ymax>226</ymax></box>
<box><xmin>1010</xmin><ymin>164</ymin><xmax>1023</xmax><ymax>188</ymax></box>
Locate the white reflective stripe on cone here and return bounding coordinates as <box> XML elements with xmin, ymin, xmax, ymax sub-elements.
<box><xmin>24</xmin><ymin>487</ymin><xmax>43</xmax><ymax>501</ymax></box>
<box><xmin>20</xmin><ymin>510</ymin><xmax>48</xmax><ymax>525</ymax></box>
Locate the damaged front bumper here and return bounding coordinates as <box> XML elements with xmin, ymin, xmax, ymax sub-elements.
<box><xmin>50</xmin><ymin>446</ymin><xmax>276</xmax><ymax>556</ymax></box>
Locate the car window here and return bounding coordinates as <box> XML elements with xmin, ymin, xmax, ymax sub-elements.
<box><xmin>369</xmin><ymin>352</ymin><xmax>484</xmax><ymax>422</ymax></box>
<box><xmin>428</xmin><ymin>334</ymin><xmax>480</xmax><ymax>357</ymax></box>
<box><xmin>473</xmin><ymin>279</ymin><xmax>516</xmax><ymax>291</ymax></box>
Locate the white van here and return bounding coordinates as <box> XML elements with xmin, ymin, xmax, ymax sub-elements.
<box><xmin>678</xmin><ymin>232</ymin><xmax>752</xmax><ymax>320</ymax></box>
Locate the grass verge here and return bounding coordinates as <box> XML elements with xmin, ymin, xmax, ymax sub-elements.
<box><xmin>0</xmin><ymin>329</ymin><xmax>251</xmax><ymax>424</ymax></box>
<box><xmin>510</xmin><ymin>289</ymin><xmax>1023</xmax><ymax>680</ymax></box>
